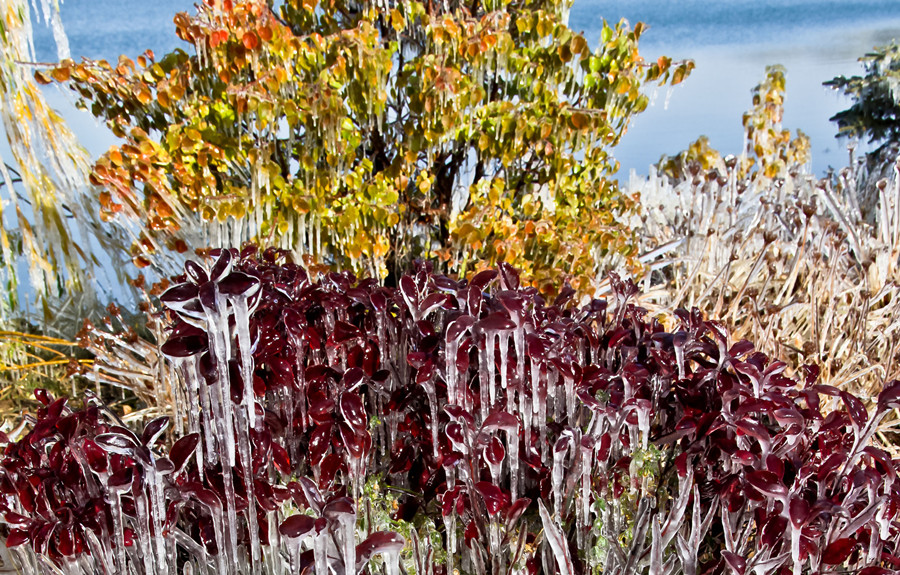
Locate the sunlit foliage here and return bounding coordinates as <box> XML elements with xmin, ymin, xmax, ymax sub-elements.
<box><xmin>657</xmin><ymin>65</ymin><xmax>809</xmax><ymax>184</ymax></box>
<box><xmin>45</xmin><ymin>0</ymin><xmax>692</xmax><ymax>293</ymax></box>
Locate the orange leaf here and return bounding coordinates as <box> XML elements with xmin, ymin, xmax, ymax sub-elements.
<box><xmin>242</xmin><ymin>32</ymin><xmax>259</xmax><ymax>50</ymax></box>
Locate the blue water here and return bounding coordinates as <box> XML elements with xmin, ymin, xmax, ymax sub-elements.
<box><xmin>30</xmin><ymin>0</ymin><xmax>900</xmax><ymax>176</ymax></box>
<box><xmin>573</xmin><ymin>0</ymin><xmax>900</xmax><ymax>50</ymax></box>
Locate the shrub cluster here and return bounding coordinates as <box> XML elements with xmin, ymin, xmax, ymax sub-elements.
<box><xmin>1</xmin><ymin>248</ymin><xmax>900</xmax><ymax>574</ymax></box>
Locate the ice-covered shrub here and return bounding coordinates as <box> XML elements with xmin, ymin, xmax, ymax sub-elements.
<box><xmin>2</xmin><ymin>248</ymin><xmax>900</xmax><ymax>574</ymax></box>
<box><xmin>630</xmin><ymin>67</ymin><xmax>900</xmax><ymax>407</ymax></box>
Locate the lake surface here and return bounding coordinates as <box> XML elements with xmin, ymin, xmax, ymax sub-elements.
<box><xmin>30</xmin><ymin>0</ymin><xmax>900</xmax><ymax>179</ymax></box>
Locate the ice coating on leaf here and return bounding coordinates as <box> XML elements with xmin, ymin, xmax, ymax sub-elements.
<box><xmin>7</xmin><ymin>252</ymin><xmax>900</xmax><ymax>575</ymax></box>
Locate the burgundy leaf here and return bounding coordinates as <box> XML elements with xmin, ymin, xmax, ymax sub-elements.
<box><xmin>272</xmin><ymin>443</ymin><xmax>292</xmax><ymax>475</ymax></box>
<box><xmin>108</xmin><ymin>467</ymin><xmax>134</xmax><ymax>490</ymax></box>
<box><xmin>484</xmin><ymin>436</ymin><xmax>505</xmax><ymax>466</ymax></box>
<box><xmin>323</xmin><ymin>497</ymin><xmax>355</xmax><ymax>522</ymax></box>
<box><xmin>822</xmin><ymin>538</ymin><xmax>857</xmax><ymax>565</ymax></box>
<box><xmin>159</xmin><ymin>283</ymin><xmax>199</xmax><ymax>307</ymax></box>
<box><xmin>5</xmin><ymin>528</ymin><xmax>28</xmax><ymax>548</ymax></box>
<box><xmin>160</xmin><ymin>334</ymin><xmax>207</xmax><ymax>358</ymax></box>
<box><xmin>789</xmin><ymin>497</ymin><xmax>810</xmax><ymax>528</ymax></box>
<box><xmin>841</xmin><ymin>391</ymin><xmax>868</xmax><ymax>430</ymax></box>
<box><xmin>722</xmin><ymin>550</ymin><xmax>746</xmax><ymax>575</ymax></box>
<box><xmin>339</xmin><ymin>423</ymin><xmax>370</xmax><ymax>460</ymax></box>
<box><xmin>279</xmin><ymin>514</ymin><xmax>317</xmax><ymax>540</ymax></box>
<box><xmin>141</xmin><ymin>416</ymin><xmax>170</xmax><ymax>447</ymax></box>
<box><xmin>746</xmin><ymin>469</ymin><xmax>787</xmax><ymax>499</ymax></box>
<box><xmin>400</xmin><ymin>276</ymin><xmax>419</xmax><ymax>312</ymax></box>
<box><xmin>309</xmin><ymin>422</ymin><xmax>333</xmax><ymax>465</ymax></box>
<box><xmin>475</xmin><ymin>481</ymin><xmax>509</xmax><ymax>515</ymax></box>
<box><xmin>419</xmin><ymin>292</ymin><xmax>451</xmax><ymax>318</ymax></box>
<box><xmin>333</xmin><ymin>321</ymin><xmax>363</xmax><ymax>344</ymax></box>
<box><xmin>447</xmin><ymin>316</ymin><xmax>475</xmax><ymax>342</ymax></box>
<box><xmin>356</xmin><ymin>531</ymin><xmax>406</xmax><ymax>567</ymax></box>
<box><xmin>505</xmin><ymin>497</ymin><xmax>531</xmax><ymax>530</ymax></box>
<box><xmin>95</xmin><ymin>433</ymin><xmax>139</xmax><ymax>455</ymax></box>
<box><xmin>209</xmin><ymin>248</ymin><xmax>234</xmax><ymax>282</ymax></box>
<box><xmin>878</xmin><ymin>380</ymin><xmax>900</xmax><ymax>410</ymax></box>
<box><xmin>482</xmin><ymin>411</ymin><xmax>518</xmax><ymax>435</ymax></box>
<box><xmin>184</xmin><ymin>260</ymin><xmax>208</xmax><ymax>285</ymax></box>
<box><xmin>218</xmin><ymin>271</ymin><xmax>260</xmax><ymax>297</ymax></box>
<box><xmin>169</xmin><ymin>433</ymin><xmax>200</xmax><ymax>474</ymax></box>
<box><xmin>476</xmin><ymin>312</ymin><xmax>516</xmax><ymax>332</ymax></box>
<box><xmin>340</xmin><ymin>392</ymin><xmax>367</xmax><ymax>432</ymax></box>
<box><xmin>469</xmin><ymin>270</ymin><xmax>498</xmax><ymax>292</ymax></box>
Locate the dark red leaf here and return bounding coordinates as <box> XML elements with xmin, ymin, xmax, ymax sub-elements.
<box><xmin>161</xmin><ymin>334</ymin><xmax>207</xmax><ymax>357</ymax></box>
<box><xmin>272</xmin><ymin>442</ymin><xmax>292</xmax><ymax>475</ymax></box>
<box><xmin>184</xmin><ymin>260</ymin><xmax>208</xmax><ymax>285</ymax></box>
<box><xmin>279</xmin><ymin>514</ymin><xmax>317</xmax><ymax>539</ymax></box>
<box><xmin>484</xmin><ymin>436</ymin><xmax>505</xmax><ymax>466</ymax></box>
<box><xmin>170</xmin><ymin>433</ymin><xmax>200</xmax><ymax>474</ymax></box>
<box><xmin>340</xmin><ymin>392</ymin><xmax>367</xmax><ymax>432</ymax></box>
<box><xmin>356</xmin><ymin>531</ymin><xmax>405</xmax><ymax>567</ymax></box>
<box><xmin>822</xmin><ymin>538</ymin><xmax>857</xmax><ymax>565</ymax></box>
<box><xmin>746</xmin><ymin>469</ymin><xmax>787</xmax><ymax>499</ymax></box>
<box><xmin>475</xmin><ymin>481</ymin><xmax>509</xmax><ymax>515</ymax></box>
<box><xmin>141</xmin><ymin>416</ymin><xmax>170</xmax><ymax>447</ymax></box>
<box><xmin>6</xmin><ymin>528</ymin><xmax>29</xmax><ymax>547</ymax></box>
<box><xmin>218</xmin><ymin>271</ymin><xmax>260</xmax><ymax>297</ymax></box>
<box><xmin>209</xmin><ymin>249</ymin><xmax>233</xmax><ymax>282</ymax></box>
<box><xmin>476</xmin><ymin>312</ymin><xmax>516</xmax><ymax>332</ymax></box>
<box><xmin>722</xmin><ymin>551</ymin><xmax>746</xmax><ymax>575</ymax></box>
<box><xmin>841</xmin><ymin>391</ymin><xmax>868</xmax><ymax>430</ymax></box>
<box><xmin>482</xmin><ymin>411</ymin><xmax>518</xmax><ymax>435</ymax></box>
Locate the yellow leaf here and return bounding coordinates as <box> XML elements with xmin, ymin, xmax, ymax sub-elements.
<box><xmin>390</xmin><ymin>8</ymin><xmax>406</xmax><ymax>32</ymax></box>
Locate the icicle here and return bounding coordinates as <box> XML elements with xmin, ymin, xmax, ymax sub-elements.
<box><xmin>314</xmin><ymin>529</ymin><xmax>328</xmax><ymax>575</ymax></box>
<box><xmin>444</xmin><ymin>511</ymin><xmax>457</xmax><ymax>575</ymax></box>
<box><xmin>221</xmin><ymin>465</ymin><xmax>241</xmax><ymax>572</ymax></box>
<box><xmin>564</xmin><ymin>375</ymin><xmax>575</xmax><ymax>424</ymax></box>
<box><xmin>637</xmin><ymin>401</ymin><xmax>651</xmax><ymax>451</ymax></box>
<box><xmin>486</xmin><ymin>331</ymin><xmax>496</xmax><ymax>415</ymax></box>
<box><xmin>515</xmin><ymin>328</ymin><xmax>526</xmax><ymax>423</ymax></box>
<box><xmin>446</xmin><ymin>334</ymin><xmax>459</xmax><ymax>406</ymax></box>
<box><xmin>135</xmin><ymin>482</ymin><xmax>157</xmax><ymax>575</ymax></box>
<box><xmin>508</xmin><ymin>425</ymin><xmax>519</xmax><ymax>503</ymax></box>
<box><xmin>664</xmin><ymin>86</ymin><xmax>674</xmax><ymax>111</ymax></box>
<box><xmin>109</xmin><ymin>491</ymin><xmax>127</xmax><ymax>573</ymax></box>
<box><xmin>550</xmin><ymin>369</ymin><xmax>561</xmax><ymax>427</ymax></box>
<box><xmin>385</xmin><ymin>551</ymin><xmax>401</xmax><ymax>575</ymax></box>
<box><xmin>237</xmin><ymin>411</ymin><xmax>261</xmax><ymax>573</ymax></box>
<box><xmin>579</xmin><ymin>438</ymin><xmax>594</xmax><ymax>554</ymax></box>
<box><xmin>552</xmin><ymin>437</ymin><xmax>568</xmax><ymax>521</ymax></box>
<box><xmin>233</xmin><ymin>296</ymin><xmax>256</xmax><ymax>428</ymax></box>
<box><xmin>339</xmin><ymin>511</ymin><xmax>356</xmax><ymax>575</ymax></box>
<box><xmin>500</xmin><ymin>332</ymin><xmax>511</xmax><ymax>412</ymax></box>
<box><xmin>674</xmin><ymin>333</ymin><xmax>686</xmax><ymax>381</ymax></box>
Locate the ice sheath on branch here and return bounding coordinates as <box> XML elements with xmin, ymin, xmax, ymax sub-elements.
<box><xmin>2</xmin><ymin>248</ymin><xmax>900</xmax><ymax>575</ymax></box>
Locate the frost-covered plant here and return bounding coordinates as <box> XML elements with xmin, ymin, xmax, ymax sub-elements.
<box><xmin>2</xmin><ymin>248</ymin><xmax>900</xmax><ymax>574</ymax></box>
<box><xmin>631</xmin><ymin>66</ymin><xmax>900</xmax><ymax>407</ymax></box>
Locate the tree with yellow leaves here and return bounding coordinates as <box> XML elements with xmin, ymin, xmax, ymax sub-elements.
<box><xmin>45</xmin><ymin>0</ymin><xmax>691</xmax><ymax>294</ymax></box>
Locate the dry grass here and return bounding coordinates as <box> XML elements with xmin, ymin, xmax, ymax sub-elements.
<box><xmin>624</xmin><ymin>150</ymin><xmax>900</xmax><ymax>440</ymax></box>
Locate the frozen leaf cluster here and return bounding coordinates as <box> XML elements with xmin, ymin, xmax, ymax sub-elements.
<box><xmin>2</xmin><ymin>249</ymin><xmax>900</xmax><ymax>574</ymax></box>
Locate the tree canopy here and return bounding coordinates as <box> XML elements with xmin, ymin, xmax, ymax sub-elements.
<box><xmin>44</xmin><ymin>0</ymin><xmax>692</xmax><ymax>294</ymax></box>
